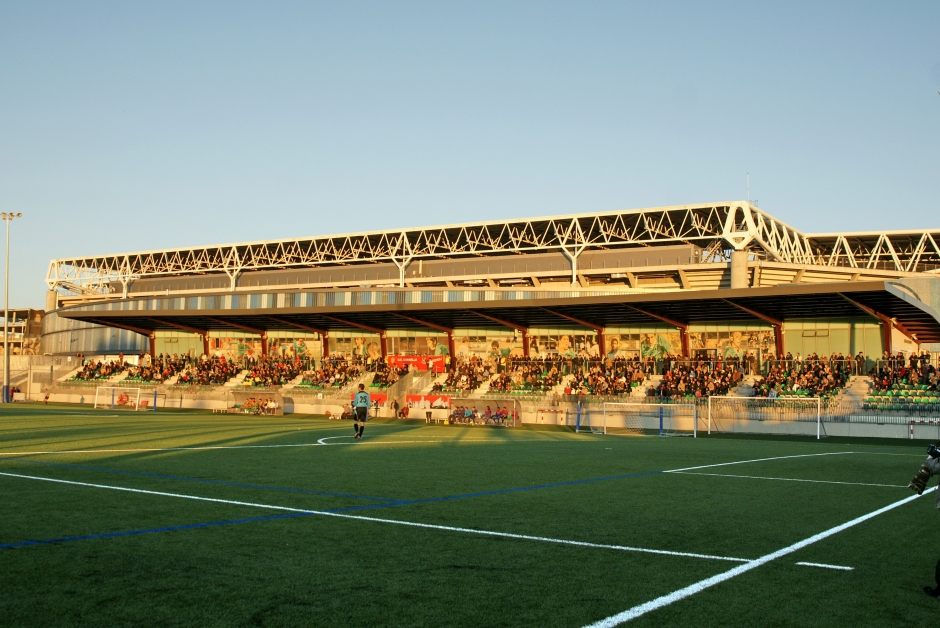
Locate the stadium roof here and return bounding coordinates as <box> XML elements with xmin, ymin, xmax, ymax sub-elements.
<box><xmin>56</xmin><ymin>281</ymin><xmax>940</xmax><ymax>344</ymax></box>
<box><xmin>47</xmin><ymin>202</ymin><xmax>940</xmax><ymax>296</ymax></box>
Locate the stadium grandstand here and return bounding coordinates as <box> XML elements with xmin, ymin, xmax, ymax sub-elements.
<box><xmin>32</xmin><ymin>201</ymin><xmax>940</xmax><ymax>433</ymax></box>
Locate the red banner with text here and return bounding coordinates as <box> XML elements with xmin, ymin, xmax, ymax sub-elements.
<box><xmin>387</xmin><ymin>355</ymin><xmax>446</xmax><ymax>373</ymax></box>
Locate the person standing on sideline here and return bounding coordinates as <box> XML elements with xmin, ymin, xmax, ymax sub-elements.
<box><xmin>353</xmin><ymin>383</ymin><xmax>370</xmax><ymax>439</ymax></box>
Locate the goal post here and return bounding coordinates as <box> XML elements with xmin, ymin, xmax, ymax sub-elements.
<box><xmin>94</xmin><ymin>387</ymin><xmax>143</xmax><ymax>411</ymax></box>
<box><xmin>707</xmin><ymin>396</ymin><xmax>823</xmax><ymax>439</ymax></box>
<box><xmin>601</xmin><ymin>402</ymin><xmax>697</xmax><ymax>437</ymax></box>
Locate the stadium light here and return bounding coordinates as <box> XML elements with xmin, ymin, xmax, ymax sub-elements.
<box><xmin>2</xmin><ymin>212</ymin><xmax>22</xmax><ymax>403</ymax></box>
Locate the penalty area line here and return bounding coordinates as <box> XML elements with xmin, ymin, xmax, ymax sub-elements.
<box><xmin>0</xmin><ymin>471</ymin><xmax>749</xmax><ymax>564</ymax></box>
<box><xmin>663</xmin><ymin>451</ymin><xmax>859</xmax><ymax>473</ymax></box>
<box><xmin>582</xmin><ymin>487</ymin><xmax>933</xmax><ymax>627</ymax></box>
<box><xmin>672</xmin><ymin>471</ymin><xmax>907</xmax><ymax>489</ymax></box>
<box><xmin>795</xmin><ymin>562</ymin><xmax>853</xmax><ymax>571</ymax></box>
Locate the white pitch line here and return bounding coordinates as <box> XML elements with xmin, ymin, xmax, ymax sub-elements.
<box><xmin>796</xmin><ymin>562</ymin><xmax>853</xmax><ymax>571</ymax></box>
<box><xmin>0</xmin><ymin>471</ymin><xmax>749</xmax><ymax>564</ymax></box>
<box><xmin>314</xmin><ymin>436</ymin><xmax>506</xmax><ymax>446</ymax></box>
<box><xmin>664</xmin><ymin>451</ymin><xmax>859</xmax><ymax>473</ymax></box>
<box><xmin>0</xmin><ymin>438</ymin><xmax>518</xmax><ymax>457</ymax></box>
<box><xmin>582</xmin><ymin>488</ymin><xmax>933</xmax><ymax>627</ymax></box>
<box><xmin>673</xmin><ymin>471</ymin><xmax>906</xmax><ymax>489</ymax></box>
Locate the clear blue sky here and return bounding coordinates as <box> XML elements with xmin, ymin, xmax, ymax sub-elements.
<box><xmin>1</xmin><ymin>1</ymin><xmax>938</xmax><ymax>309</ymax></box>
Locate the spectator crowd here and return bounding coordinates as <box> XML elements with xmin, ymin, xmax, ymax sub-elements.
<box><xmin>299</xmin><ymin>358</ymin><xmax>362</xmax><ymax>389</ymax></box>
<box><xmin>871</xmin><ymin>350</ymin><xmax>937</xmax><ymax>391</ymax></box>
<box><xmin>753</xmin><ymin>353</ymin><xmax>850</xmax><ymax>398</ymax></box>
<box><xmin>176</xmin><ymin>356</ymin><xmax>239</xmax><ymax>386</ymax></box>
<box><xmin>243</xmin><ymin>356</ymin><xmax>304</xmax><ymax>387</ymax></box>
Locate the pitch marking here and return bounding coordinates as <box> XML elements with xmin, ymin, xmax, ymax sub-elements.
<box><xmin>0</xmin><ymin>438</ymin><xmax>517</xmax><ymax>456</ymax></box>
<box><xmin>664</xmin><ymin>451</ymin><xmax>859</xmax><ymax>473</ymax></box>
<box><xmin>673</xmin><ymin>471</ymin><xmax>906</xmax><ymax>489</ymax></box>
<box><xmin>582</xmin><ymin>488</ymin><xmax>932</xmax><ymax>627</ymax></box>
<box><xmin>0</xmin><ymin>471</ymin><xmax>750</xmax><ymax>564</ymax></box>
<box><xmin>795</xmin><ymin>562</ymin><xmax>853</xmax><ymax>571</ymax></box>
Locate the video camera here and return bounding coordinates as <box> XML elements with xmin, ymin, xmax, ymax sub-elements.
<box><xmin>909</xmin><ymin>442</ymin><xmax>940</xmax><ymax>494</ymax></box>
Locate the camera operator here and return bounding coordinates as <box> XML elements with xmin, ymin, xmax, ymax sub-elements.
<box><xmin>911</xmin><ymin>444</ymin><xmax>940</xmax><ymax>598</ymax></box>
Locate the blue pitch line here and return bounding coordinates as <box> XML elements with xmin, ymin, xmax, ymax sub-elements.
<box><xmin>0</xmin><ymin>457</ymin><xmax>394</xmax><ymax>502</ymax></box>
<box><xmin>0</xmin><ymin>512</ymin><xmax>315</xmax><ymax>550</ymax></box>
<box><xmin>0</xmin><ymin>469</ymin><xmax>667</xmax><ymax>550</ymax></box>
<box><xmin>325</xmin><ymin>470</ymin><xmax>666</xmax><ymax>513</ymax></box>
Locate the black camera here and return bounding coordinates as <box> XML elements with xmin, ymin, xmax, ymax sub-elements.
<box><xmin>928</xmin><ymin>443</ymin><xmax>940</xmax><ymax>459</ymax></box>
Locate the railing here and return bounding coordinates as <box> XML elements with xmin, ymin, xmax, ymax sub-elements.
<box><xmin>873</xmin><ymin>357</ymin><xmax>935</xmax><ymax>372</ymax></box>
<box><xmin>381</xmin><ymin>370</ymin><xmax>422</xmax><ymax>405</ymax></box>
<box><xmin>761</xmin><ymin>358</ymin><xmax>861</xmax><ymax>376</ymax></box>
<box><xmin>505</xmin><ymin>357</ymin><xmax>657</xmax><ymax>376</ymax></box>
<box><xmin>409</xmin><ymin>370</ymin><xmax>434</xmax><ymax>394</ymax></box>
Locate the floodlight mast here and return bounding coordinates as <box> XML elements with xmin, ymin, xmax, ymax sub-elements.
<box><xmin>2</xmin><ymin>212</ymin><xmax>22</xmax><ymax>403</ymax></box>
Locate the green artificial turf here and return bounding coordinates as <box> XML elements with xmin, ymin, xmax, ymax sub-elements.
<box><xmin>1</xmin><ymin>402</ymin><xmax>939</xmax><ymax>627</ymax></box>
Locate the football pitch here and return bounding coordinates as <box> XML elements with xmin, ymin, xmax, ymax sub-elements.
<box><xmin>2</xmin><ymin>404</ymin><xmax>940</xmax><ymax>627</ymax></box>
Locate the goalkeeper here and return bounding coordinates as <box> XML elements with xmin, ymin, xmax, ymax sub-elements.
<box><xmin>908</xmin><ymin>443</ymin><xmax>940</xmax><ymax>598</ymax></box>
<box><xmin>352</xmin><ymin>383</ymin><xmax>370</xmax><ymax>440</ymax></box>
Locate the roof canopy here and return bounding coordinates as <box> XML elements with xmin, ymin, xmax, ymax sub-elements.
<box><xmin>57</xmin><ymin>281</ymin><xmax>940</xmax><ymax>344</ymax></box>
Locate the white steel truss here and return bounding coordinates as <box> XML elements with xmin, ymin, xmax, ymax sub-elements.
<box><xmin>46</xmin><ymin>202</ymin><xmax>940</xmax><ymax>295</ymax></box>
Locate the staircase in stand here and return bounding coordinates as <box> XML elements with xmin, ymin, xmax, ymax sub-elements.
<box><xmin>281</xmin><ymin>373</ymin><xmax>306</xmax><ymax>390</ymax></box>
<box><xmin>551</xmin><ymin>374</ymin><xmax>576</xmax><ymax>397</ymax></box>
<box><xmin>623</xmin><ymin>375</ymin><xmax>660</xmax><ymax>398</ymax></box>
<box><xmin>418</xmin><ymin>373</ymin><xmax>449</xmax><ymax>395</ymax></box>
<box><xmin>224</xmin><ymin>370</ymin><xmax>250</xmax><ymax>387</ymax></box>
<box><xmin>58</xmin><ymin>367</ymin><xmax>83</xmax><ymax>382</ymax></box>
<box><xmin>840</xmin><ymin>376</ymin><xmax>870</xmax><ymax>406</ymax></box>
<box><xmin>107</xmin><ymin>371</ymin><xmax>130</xmax><ymax>384</ymax></box>
<box><xmin>730</xmin><ymin>375</ymin><xmax>757</xmax><ymax>397</ymax></box>
<box><xmin>163</xmin><ymin>373</ymin><xmax>181</xmax><ymax>386</ymax></box>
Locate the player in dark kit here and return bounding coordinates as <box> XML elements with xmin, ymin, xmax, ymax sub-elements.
<box><xmin>352</xmin><ymin>383</ymin><xmax>370</xmax><ymax>440</ymax></box>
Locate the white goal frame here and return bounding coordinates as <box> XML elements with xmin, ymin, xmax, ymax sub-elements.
<box><xmin>94</xmin><ymin>387</ymin><xmax>143</xmax><ymax>411</ymax></box>
<box><xmin>601</xmin><ymin>402</ymin><xmax>698</xmax><ymax>437</ymax></box>
<box><xmin>707</xmin><ymin>396</ymin><xmax>823</xmax><ymax>439</ymax></box>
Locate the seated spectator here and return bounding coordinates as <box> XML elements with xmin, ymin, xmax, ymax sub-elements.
<box><xmin>243</xmin><ymin>355</ymin><xmax>304</xmax><ymax>388</ymax></box>
<box><xmin>298</xmin><ymin>358</ymin><xmax>362</xmax><ymax>389</ymax></box>
<box><xmin>754</xmin><ymin>353</ymin><xmax>850</xmax><ymax>398</ymax></box>
<box><xmin>176</xmin><ymin>355</ymin><xmax>239</xmax><ymax>387</ymax></box>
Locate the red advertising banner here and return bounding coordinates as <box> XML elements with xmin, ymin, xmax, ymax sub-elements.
<box><xmin>387</xmin><ymin>355</ymin><xmax>446</xmax><ymax>373</ymax></box>
<box><xmin>405</xmin><ymin>394</ymin><xmax>451</xmax><ymax>409</ymax></box>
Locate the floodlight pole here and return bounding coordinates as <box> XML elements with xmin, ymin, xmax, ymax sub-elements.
<box><xmin>2</xmin><ymin>212</ymin><xmax>22</xmax><ymax>403</ymax></box>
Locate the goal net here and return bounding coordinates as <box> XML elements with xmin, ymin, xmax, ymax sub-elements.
<box><xmin>707</xmin><ymin>396</ymin><xmax>824</xmax><ymax>439</ymax></box>
<box><xmin>94</xmin><ymin>387</ymin><xmax>143</xmax><ymax>411</ymax></box>
<box><xmin>597</xmin><ymin>402</ymin><xmax>697</xmax><ymax>437</ymax></box>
